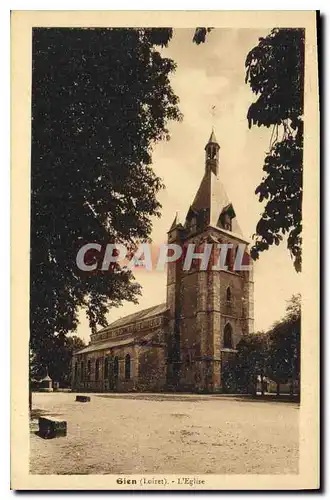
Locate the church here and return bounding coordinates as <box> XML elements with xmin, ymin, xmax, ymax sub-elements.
<box><xmin>72</xmin><ymin>130</ymin><xmax>254</xmax><ymax>393</ymax></box>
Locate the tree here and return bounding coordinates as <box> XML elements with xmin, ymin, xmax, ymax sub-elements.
<box><xmin>235</xmin><ymin>332</ymin><xmax>267</xmax><ymax>395</ymax></box>
<box><xmin>190</xmin><ymin>28</ymin><xmax>304</xmax><ymax>271</ymax></box>
<box><xmin>266</xmin><ymin>294</ymin><xmax>301</xmax><ymax>396</ymax></box>
<box><xmin>193</xmin><ymin>28</ymin><xmax>213</xmax><ymax>45</ymax></box>
<box><xmin>245</xmin><ymin>29</ymin><xmax>305</xmax><ymax>272</ymax></box>
<box><xmin>236</xmin><ymin>293</ymin><xmax>300</xmax><ymax>398</ymax></box>
<box><xmin>285</xmin><ymin>292</ymin><xmax>301</xmax><ymax>321</ymax></box>
<box><xmin>31</xmin><ymin>336</ymin><xmax>86</xmax><ymax>387</ymax></box>
<box><xmin>31</xmin><ymin>28</ymin><xmax>182</xmax><ymax>362</ymax></box>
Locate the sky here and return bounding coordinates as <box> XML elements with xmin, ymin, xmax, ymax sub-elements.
<box><xmin>75</xmin><ymin>28</ymin><xmax>301</xmax><ymax>344</ymax></box>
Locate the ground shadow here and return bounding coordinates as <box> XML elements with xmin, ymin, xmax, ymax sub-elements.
<box><xmin>95</xmin><ymin>393</ymin><xmax>299</xmax><ymax>404</ymax></box>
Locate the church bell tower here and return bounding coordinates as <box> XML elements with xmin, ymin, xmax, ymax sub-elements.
<box><xmin>166</xmin><ymin>130</ymin><xmax>254</xmax><ymax>393</ymax></box>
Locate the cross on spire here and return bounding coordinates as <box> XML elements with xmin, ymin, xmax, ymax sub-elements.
<box><xmin>210</xmin><ymin>105</ymin><xmax>217</xmax><ymax>127</ymax></box>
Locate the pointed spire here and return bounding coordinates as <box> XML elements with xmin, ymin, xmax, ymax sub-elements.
<box><xmin>169</xmin><ymin>213</ymin><xmax>178</xmax><ymax>231</ymax></box>
<box><xmin>185</xmin><ymin>132</ymin><xmax>244</xmax><ymax>237</ymax></box>
<box><xmin>168</xmin><ymin>212</ymin><xmax>184</xmax><ymax>239</ymax></box>
<box><xmin>183</xmin><ymin>131</ymin><xmax>247</xmax><ymax>240</ymax></box>
<box><xmin>189</xmin><ymin>172</ymin><xmax>244</xmax><ymax>237</ymax></box>
<box><xmin>205</xmin><ymin>127</ymin><xmax>220</xmax><ymax>149</ymax></box>
<box><xmin>207</xmin><ymin>128</ymin><xmax>219</xmax><ymax>146</ymax></box>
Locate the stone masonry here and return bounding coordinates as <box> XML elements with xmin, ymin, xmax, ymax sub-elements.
<box><xmin>72</xmin><ymin>130</ymin><xmax>254</xmax><ymax>393</ymax></box>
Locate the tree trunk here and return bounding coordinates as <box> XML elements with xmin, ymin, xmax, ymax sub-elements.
<box><xmin>276</xmin><ymin>383</ymin><xmax>280</xmax><ymax>396</ymax></box>
<box><xmin>29</xmin><ymin>351</ymin><xmax>32</xmax><ymax>412</ymax></box>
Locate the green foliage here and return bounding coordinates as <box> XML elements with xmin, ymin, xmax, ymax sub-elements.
<box><xmin>31</xmin><ymin>28</ymin><xmax>182</xmax><ymax>357</ymax></box>
<box><xmin>245</xmin><ymin>28</ymin><xmax>305</xmax><ymax>272</ymax></box>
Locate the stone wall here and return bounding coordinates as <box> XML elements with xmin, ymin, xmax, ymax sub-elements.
<box><xmin>72</xmin><ymin>329</ymin><xmax>168</xmax><ymax>393</ymax></box>
<box><xmin>137</xmin><ymin>346</ymin><xmax>167</xmax><ymax>391</ymax></box>
<box><xmin>171</xmin><ymin>227</ymin><xmax>253</xmax><ymax>393</ymax></box>
<box><xmin>72</xmin><ymin>344</ymin><xmax>138</xmax><ymax>393</ymax></box>
<box><xmin>72</xmin><ymin>224</ymin><xmax>254</xmax><ymax>394</ymax></box>
<box><xmin>219</xmin><ymin>270</ymin><xmax>245</xmax><ymax>348</ymax></box>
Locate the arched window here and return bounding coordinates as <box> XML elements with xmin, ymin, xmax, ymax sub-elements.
<box><xmin>224</xmin><ymin>323</ymin><xmax>233</xmax><ymax>349</ymax></box>
<box><xmin>223</xmin><ymin>214</ymin><xmax>232</xmax><ymax>231</ymax></box>
<box><xmin>206</xmin><ymin>145</ymin><xmax>217</xmax><ymax>161</ymax></box>
<box><xmin>95</xmin><ymin>358</ymin><xmax>100</xmax><ymax>381</ymax></box>
<box><xmin>226</xmin><ymin>287</ymin><xmax>231</xmax><ymax>302</ymax></box>
<box><xmin>211</xmin><ymin>147</ymin><xmax>217</xmax><ymax>160</ymax></box>
<box><xmin>87</xmin><ymin>360</ymin><xmax>91</xmax><ymax>381</ymax></box>
<box><xmin>104</xmin><ymin>357</ymin><xmax>109</xmax><ymax>379</ymax></box>
<box><xmin>125</xmin><ymin>354</ymin><xmax>131</xmax><ymax>380</ymax></box>
<box><xmin>113</xmin><ymin>357</ymin><xmax>119</xmax><ymax>379</ymax></box>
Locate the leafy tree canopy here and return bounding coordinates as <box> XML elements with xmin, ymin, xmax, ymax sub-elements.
<box><xmin>266</xmin><ymin>293</ymin><xmax>301</xmax><ymax>385</ymax></box>
<box><xmin>192</xmin><ymin>28</ymin><xmax>213</xmax><ymax>45</ymax></box>
<box><xmin>31</xmin><ymin>28</ymin><xmax>182</xmax><ymax>355</ymax></box>
<box><xmin>236</xmin><ymin>331</ymin><xmax>267</xmax><ymax>390</ymax></box>
<box><xmin>245</xmin><ymin>28</ymin><xmax>305</xmax><ymax>272</ymax></box>
<box><xmin>31</xmin><ymin>335</ymin><xmax>86</xmax><ymax>386</ymax></box>
<box><xmin>236</xmin><ymin>294</ymin><xmax>301</xmax><ymax>393</ymax></box>
<box><xmin>188</xmin><ymin>27</ymin><xmax>304</xmax><ymax>271</ymax></box>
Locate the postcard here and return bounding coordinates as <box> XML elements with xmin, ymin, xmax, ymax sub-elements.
<box><xmin>11</xmin><ymin>10</ymin><xmax>319</xmax><ymax>490</ymax></box>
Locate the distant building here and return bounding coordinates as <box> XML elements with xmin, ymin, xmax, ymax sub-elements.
<box><xmin>72</xmin><ymin>131</ymin><xmax>254</xmax><ymax>392</ymax></box>
<box><xmin>31</xmin><ymin>373</ymin><xmax>53</xmax><ymax>392</ymax></box>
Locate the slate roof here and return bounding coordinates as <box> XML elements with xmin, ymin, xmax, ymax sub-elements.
<box><xmin>104</xmin><ymin>302</ymin><xmax>167</xmax><ymax>330</ymax></box>
<box><xmin>190</xmin><ymin>170</ymin><xmax>243</xmax><ymax>236</ymax></box>
<box><xmin>188</xmin><ymin>129</ymin><xmax>244</xmax><ymax>236</ymax></box>
<box><xmin>75</xmin><ymin>336</ymin><xmax>144</xmax><ymax>355</ymax></box>
<box><xmin>206</xmin><ymin>128</ymin><xmax>218</xmax><ymax>146</ymax></box>
<box><xmin>75</xmin><ymin>303</ymin><xmax>168</xmax><ymax>355</ymax></box>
